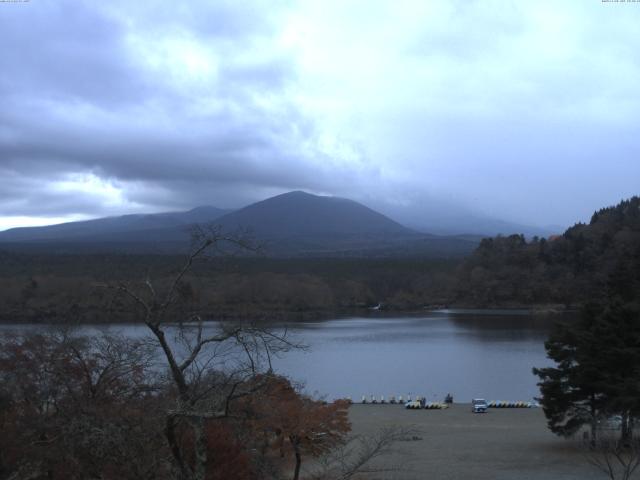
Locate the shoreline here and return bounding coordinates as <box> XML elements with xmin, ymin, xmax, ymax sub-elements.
<box><xmin>0</xmin><ymin>303</ymin><xmax>575</xmax><ymax>325</ymax></box>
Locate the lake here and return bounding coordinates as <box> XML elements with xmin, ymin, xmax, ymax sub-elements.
<box><xmin>0</xmin><ymin>309</ymin><xmax>564</xmax><ymax>403</ymax></box>
<box><xmin>272</xmin><ymin>310</ymin><xmax>561</xmax><ymax>403</ymax></box>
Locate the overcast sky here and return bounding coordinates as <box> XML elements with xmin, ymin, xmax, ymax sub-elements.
<box><xmin>1</xmin><ymin>0</ymin><xmax>639</xmax><ymax>231</ymax></box>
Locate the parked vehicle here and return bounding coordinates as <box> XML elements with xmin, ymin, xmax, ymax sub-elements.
<box><xmin>472</xmin><ymin>398</ymin><xmax>488</xmax><ymax>413</ymax></box>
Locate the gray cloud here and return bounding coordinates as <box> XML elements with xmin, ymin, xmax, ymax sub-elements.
<box><xmin>0</xmin><ymin>0</ymin><xmax>330</xmax><ymax>222</ymax></box>
<box><xmin>0</xmin><ymin>0</ymin><xmax>639</xmax><ymax>231</ymax></box>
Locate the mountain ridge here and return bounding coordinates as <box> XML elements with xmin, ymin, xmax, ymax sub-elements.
<box><xmin>214</xmin><ymin>190</ymin><xmax>417</xmax><ymax>238</ymax></box>
<box><xmin>0</xmin><ymin>191</ymin><xmax>478</xmax><ymax>257</ymax></box>
<box><xmin>0</xmin><ymin>206</ymin><xmax>231</xmax><ymax>242</ymax></box>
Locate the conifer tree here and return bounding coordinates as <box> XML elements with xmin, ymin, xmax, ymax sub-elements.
<box><xmin>535</xmin><ymin>268</ymin><xmax>640</xmax><ymax>444</ymax></box>
<box><xmin>533</xmin><ymin>304</ymin><xmax>608</xmax><ymax>444</ymax></box>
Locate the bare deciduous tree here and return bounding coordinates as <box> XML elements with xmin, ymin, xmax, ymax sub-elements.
<box><xmin>0</xmin><ymin>329</ymin><xmax>167</xmax><ymax>480</ymax></box>
<box><xmin>308</xmin><ymin>426</ymin><xmax>422</xmax><ymax>480</ymax></box>
<box><xmin>107</xmin><ymin>225</ymin><xmax>301</xmax><ymax>480</ymax></box>
<box><xmin>585</xmin><ymin>432</ymin><xmax>640</xmax><ymax>480</ymax></box>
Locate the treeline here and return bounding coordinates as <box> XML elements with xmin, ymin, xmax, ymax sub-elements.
<box><xmin>453</xmin><ymin>196</ymin><xmax>640</xmax><ymax>307</ymax></box>
<box><xmin>4</xmin><ymin>196</ymin><xmax>638</xmax><ymax>322</ymax></box>
<box><xmin>0</xmin><ymin>254</ymin><xmax>458</xmax><ymax>323</ymax></box>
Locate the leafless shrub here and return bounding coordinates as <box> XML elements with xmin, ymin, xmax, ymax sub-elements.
<box><xmin>585</xmin><ymin>432</ymin><xmax>640</xmax><ymax>480</ymax></box>
<box><xmin>308</xmin><ymin>426</ymin><xmax>422</xmax><ymax>480</ymax></box>
<box><xmin>102</xmin><ymin>225</ymin><xmax>304</xmax><ymax>480</ymax></box>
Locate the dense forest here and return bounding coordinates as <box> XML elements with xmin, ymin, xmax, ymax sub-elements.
<box><xmin>0</xmin><ymin>253</ymin><xmax>457</xmax><ymax>323</ymax></box>
<box><xmin>454</xmin><ymin>197</ymin><xmax>640</xmax><ymax>307</ymax></box>
<box><xmin>1</xmin><ymin>197</ymin><xmax>638</xmax><ymax>323</ymax></box>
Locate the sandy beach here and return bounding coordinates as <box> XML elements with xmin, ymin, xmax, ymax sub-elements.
<box><xmin>349</xmin><ymin>404</ymin><xmax>606</xmax><ymax>480</ymax></box>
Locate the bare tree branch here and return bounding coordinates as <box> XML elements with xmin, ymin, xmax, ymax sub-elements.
<box><xmin>308</xmin><ymin>426</ymin><xmax>422</xmax><ymax>480</ymax></box>
<box><xmin>584</xmin><ymin>433</ymin><xmax>640</xmax><ymax>480</ymax></box>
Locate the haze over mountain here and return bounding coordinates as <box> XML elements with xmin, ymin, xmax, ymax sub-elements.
<box><xmin>408</xmin><ymin>215</ymin><xmax>561</xmax><ymax>238</ymax></box>
<box><xmin>0</xmin><ymin>191</ymin><xmax>478</xmax><ymax>257</ymax></box>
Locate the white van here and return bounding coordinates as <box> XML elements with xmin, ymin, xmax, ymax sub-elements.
<box><xmin>472</xmin><ymin>398</ymin><xmax>488</xmax><ymax>413</ymax></box>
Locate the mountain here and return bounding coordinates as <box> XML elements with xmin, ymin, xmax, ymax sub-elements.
<box><xmin>211</xmin><ymin>191</ymin><xmax>479</xmax><ymax>257</ymax></box>
<box><xmin>215</xmin><ymin>191</ymin><xmax>414</xmax><ymax>237</ymax></box>
<box><xmin>0</xmin><ymin>191</ymin><xmax>479</xmax><ymax>257</ymax></box>
<box><xmin>0</xmin><ymin>206</ymin><xmax>230</xmax><ymax>243</ymax></box>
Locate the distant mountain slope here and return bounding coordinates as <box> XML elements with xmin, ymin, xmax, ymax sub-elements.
<box><xmin>381</xmin><ymin>203</ymin><xmax>561</xmax><ymax>237</ymax></box>
<box><xmin>407</xmin><ymin>215</ymin><xmax>560</xmax><ymax>238</ymax></box>
<box><xmin>215</xmin><ymin>191</ymin><xmax>415</xmax><ymax>237</ymax></box>
<box><xmin>208</xmin><ymin>192</ymin><xmax>480</xmax><ymax>257</ymax></box>
<box><xmin>0</xmin><ymin>191</ymin><xmax>480</xmax><ymax>257</ymax></box>
<box><xmin>0</xmin><ymin>206</ymin><xmax>230</xmax><ymax>242</ymax></box>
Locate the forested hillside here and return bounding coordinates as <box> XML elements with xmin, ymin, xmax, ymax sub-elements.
<box><xmin>454</xmin><ymin>197</ymin><xmax>640</xmax><ymax>307</ymax></box>
<box><xmin>0</xmin><ymin>254</ymin><xmax>457</xmax><ymax>323</ymax></box>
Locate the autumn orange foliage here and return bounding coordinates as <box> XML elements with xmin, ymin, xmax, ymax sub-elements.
<box><xmin>239</xmin><ymin>375</ymin><xmax>351</xmax><ymax>479</ymax></box>
<box><xmin>204</xmin><ymin>423</ymin><xmax>254</xmax><ymax>480</ymax></box>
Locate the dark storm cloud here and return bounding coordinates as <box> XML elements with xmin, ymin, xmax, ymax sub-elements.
<box><xmin>0</xmin><ymin>96</ymin><xmax>329</xmax><ymax>213</ymax></box>
<box><xmin>0</xmin><ymin>3</ymin><xmax>144</xmax><ymax>105</ymax></box>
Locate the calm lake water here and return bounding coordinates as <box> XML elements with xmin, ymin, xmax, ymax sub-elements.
<box><xmin>0</xmin><ymin>310</ymin><xmax>564</xmax><ymax>403</ymax></box>
<box><xmin>272</xmin><ymin>310</ymin><xmax>560</xmax><ymax>403</ymax></box>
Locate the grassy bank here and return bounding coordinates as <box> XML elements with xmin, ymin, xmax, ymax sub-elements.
<box><xmin>349</xmin><ymin>404</ymin><xmax>603</xmax><ymax>479</ymax></box>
